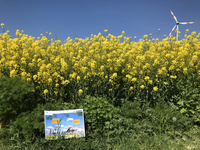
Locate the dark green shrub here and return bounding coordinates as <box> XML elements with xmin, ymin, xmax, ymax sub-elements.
<box><xmin>0</xmin><ymin>76</ymin><xmax>36</xmax><ymax>128</ymax></box>
<box><xmin>118</xmin><ymin>98</ymin><xmax>146</xmax><ymax>119</ymax></box>
<box><xmin>174</xmin><ymin>75</ymin><xmax>200</xmax><ymax>123</ymax></box>
<box><xmin>147</xmin><ymin>101</ymin><xmax>194</xmax><ymax>137</ymax></box>
<box><xmin>0</xmin><ymin>101</ymin><xmax>76</xmax><ymax>143</ymax></box>
<box><xmin>77</xmin><ymin>95</ymin><xmax>120</xmax><ymax>139</ymax></box>
<box><xmin>104</xmin><ymin>99</ymin><xmax>194</xmax><ymax>140</ymax></box>
<box><xmin>103</xmin><ymin>99</ymin><xmax>148</xmax><ymax>139</ymax></box>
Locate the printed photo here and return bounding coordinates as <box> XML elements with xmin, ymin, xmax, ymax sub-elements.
<box><xmin>44</xmin><ymin>109</ymin><xmax>85</xmax><ymax>140</ymax></box>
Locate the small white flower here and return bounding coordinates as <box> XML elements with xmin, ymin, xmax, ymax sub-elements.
<box><xmin>172</xmin><ymin>117</ymin><xmax>177</xmax><ymax>122</ymax></box>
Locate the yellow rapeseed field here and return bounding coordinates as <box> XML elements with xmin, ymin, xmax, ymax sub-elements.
<box><xmin>0</xmin><ymin>23</ymin><xmax>199</xmax><ymax>101</ymax></box>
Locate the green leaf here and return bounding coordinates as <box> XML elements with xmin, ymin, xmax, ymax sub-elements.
<box><xmin>196</xmin><ymin>105</ymin><xmax>200</xmax><ymax>110</ymax></box>
<box><xmin>189</xmin><ymin>110</ymin><xmax>195</xmax><ymax>114</ymax></box>
<box><xmin>180</xmin><ymin>108</ymin><xmax>187</xmax><ymax>114</ymax></box>
<box><xmin>177</xmin><ymin>100</ymin><xmax>184</xmax><ymax>106</ymax></box>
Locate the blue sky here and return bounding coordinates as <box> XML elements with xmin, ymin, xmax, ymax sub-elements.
<box><xmin>0</xmin><ymin>0</ymin><xmax>199</xmax><ymax>44</ymax></box>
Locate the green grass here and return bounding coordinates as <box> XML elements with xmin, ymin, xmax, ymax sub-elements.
<box><xmin>1</xmin><ymin>123</ymin><xmax>200</xmax><ymax>150</ymax></box>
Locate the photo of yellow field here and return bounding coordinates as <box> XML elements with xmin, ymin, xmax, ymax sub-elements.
<box><xmin>46</xmin><ymin>133</ymin><xmax>79</xmax><ymax>139</ymax></box>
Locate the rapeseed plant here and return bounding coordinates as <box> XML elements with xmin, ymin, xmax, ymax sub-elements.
<box><xmin>0</xmin><ymin>23</ymin><xmax>199</xmax><ymax>105</ymax></box>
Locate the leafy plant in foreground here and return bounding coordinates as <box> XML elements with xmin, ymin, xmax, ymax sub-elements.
<box><xmin>0</xmin><ymin>101</ymin><xmax>76</xmax><ymax>144</ymax></box>
<box><xmin>78</xmin><ymin>95</ymin><xmax>120</xmax><ymax>139</ymax></box>
<box><xmin>0</xmin><ymin>76</ymin><xmax>36</xmax><ymax>128</ymax></box>
<box><xmin>174</xmin><ymin>74</ymin><xmax>200</xmax><ymax>123</ymax></box>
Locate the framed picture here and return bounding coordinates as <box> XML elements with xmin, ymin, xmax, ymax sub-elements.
<box><xmin>44</xmin><ymin>109</ymin><xmax>85</xmax><ymax>140</ymax></box>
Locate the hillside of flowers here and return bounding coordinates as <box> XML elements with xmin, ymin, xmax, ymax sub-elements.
<box><xmin>0</xmin><ymin>23</ymin><xmax>200</xmax><ymax>111</ymax></box>
<box><xmin>1</xmin><ymin>23</ymin><xmax>200</xmax><ymax>149</ymax></box>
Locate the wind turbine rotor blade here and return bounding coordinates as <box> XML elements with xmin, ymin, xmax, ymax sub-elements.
<box><xmin>170</xmin><ymin>10</ymin><xmax>178</xmax><ymax>23</ymax></box>
<box><xmin>168</xmin><ymin>25</ymin><xmax>177</xmax><ymax>37</ymax></box>
<box><xmin>179</xmin><ymin>22</ymin><xmax>196</xmax><ymax>25</ymax></box>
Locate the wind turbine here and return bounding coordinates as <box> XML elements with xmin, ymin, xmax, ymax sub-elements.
<box><xmin>168</xmin><ymin>10</ymin><xmax>196</xmax><ymax>41</ymax></box>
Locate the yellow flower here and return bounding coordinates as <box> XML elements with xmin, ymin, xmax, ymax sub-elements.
<box><xmin>130</xmin><ymin>86</ymin><xmax>134</xmax><ymax>90</ymax></box>
<box><xmin>104</xmin><ymin>29</ymin><xmax>108</xmax><ymax>32</ymax></box>
<box><xmin>77</xmin><ymin>76</ymin><xmax>81</xmax><ymax>82</ymax></box>
<box><xmin>148</xmin><ymin>80</ymin><xmax>153</xmax><ymax>85</ymax></box>
<box><xmin>27</xmin><ymin>78</ymin><xmax>31</xmax><ymax>82</ymax></box>
<box><xmin>140</xmin><ymin>85</ymin><xmax>145</xmax><ymax>89</ymax></box>
<box><xmin>126</xmin><ymin>74</ymin><xmax>132</xmax><ymax>80</ymax></box>
<box><xmin>69</xmin><ymin>72</ymin><xmax>77</xmax><ymax>79</ymax></box>
<box><xmin>109</xmin><ymin>89</ymin><xmax>112</xmax><ymax>91</ymax></box>
<box><xmin>54</xmin><ymin>91</ymin><xmax>58</xmax><ymax>95</ymax></box>
<box><xmin>10</xmin><ymin>70</ymin><xmax>17</xmax><ymax>77</ymax></box>
<box><xmin>1</xmin><ymin>23</ymin><xmax>4</xmax><ymax>28</ymax></box>
<box><xmin>61</xmin><ymin>80</ymin><xmax>70</xmax><ymax>85</ymax></box>
<box><xmin>183</xmin><ymin>68</ymin><xmax>187</xmax><ymax>74</ymax></box>
<box><xmin>131</xmin><ymin>78</ymin><xmax>137</xmax><ymax>82</ymax></box>
<box><xmin>143</xmin><ymin>34</ymin><xmax>148</xmax><ymax>39</ymax></box>
<box><xmin>48</xmin><ymin>78</ymin><xmax>53</xmax><ymax>84</ymax></box>
<box><xmin>153</xmin><ymin>87</ymin><xmax>158</xmax><ymax>92</ymax></box>
<box><xmin>122</xmin><ymin>31</ymin><xmax>125</xmax><ymax>35</ymax></box>
<box><xmin>55</xmin><ymin>83</ymin><xmax>59</xmax><ymax>88</ymax></box>
<box><xmin>144</xmin><ymin>76</ymin><xmax>150</xmax><ymax>81</ymax></box>
<box><xmin>33</xmin><ymin>75</ymin><xmax>37</xmax><ymax>81</ymax></box>
<box><xmin>100</xmin><ymin>72</ymin><xmax>104</xmax><ymax>77</ymax></box>
<box><xmin>116</xmin><ymin>84</ymin><xmax>119</xmax><ymax>88</ymax></box>
<box><xmin>111</xmin><ymin>73</ymin><xmax>117</xmax><ymax>79</ymax></box>
<box><xmin>170</xmin><ymin>75</ymin><xmax>177</xmax><ymax>79</ymax></box>
<box><xmin>191</xmin><ymin>31</ymin><xmax>196</xmax><ymax>37</ymax></box>
<box><xmin>21</xmin><ymin>72</ymin><xmax>27</xmax><ymax>77</ymax></box>
<box><xmin>78</xmin><ymin>89</ymin><xmax>83</xmax><ymax>95</ymax></box>
<box><xmin>44</xmin><ymin>89</ymin><xmax>48</xmax><ymax>95</ymax></box>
